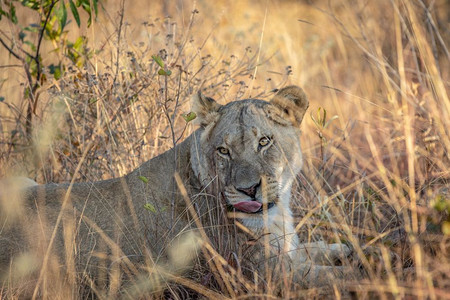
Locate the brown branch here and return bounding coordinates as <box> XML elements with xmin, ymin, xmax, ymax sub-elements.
<box><xmin>24</xmin><ymin>0</ymin><xmax>57</xmax><ymax>139</ymax></box>
<box><xmin>0</xmin><ymin>36</ymin><xmax>22</xmax><ymax>61</ymax></box>
<box><xmin>33</xmin><ymin>0</ymin><xmax>57</xmax><ymax>92</ymax></box>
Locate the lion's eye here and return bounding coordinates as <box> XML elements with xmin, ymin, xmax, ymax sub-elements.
<box><xmin>217</xmin><ymin>147</ymin><xmax>230</xmax><ymax>156</ymax></box>
<box><xmin>259</xmin><ymin>137</ymin><xmax>271</xmax><ymax>148</ymax></box>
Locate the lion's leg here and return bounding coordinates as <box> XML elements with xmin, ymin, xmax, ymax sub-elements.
<box><xmin>294</xmin><ymin>241</ymin><xmax>352</xmax><ymax>264</ymax></box>
<box><xmin>295</xmin><ymin>263</ymin><xmax>356</xmax><ymax>286</ymax></box>
<box><xmin>288</xmin><ymin>242</ymin><xmax>359</xmax><ymax>286</ymax></box>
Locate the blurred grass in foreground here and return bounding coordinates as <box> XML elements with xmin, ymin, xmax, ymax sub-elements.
<box><xmin>0</xmin><ymin>0</ymin><xmax>449</xmax><ymax>298</ymax></box>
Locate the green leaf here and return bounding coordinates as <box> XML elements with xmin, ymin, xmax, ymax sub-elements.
<box><xmin>22</xmin><ymin>0</ymin><xmax>40</xmax><ymax>10</ymax></box>
<box><xmin>0</xmin><ymin>96</ymin><xmax>5</xmax><ymax>102</ymax></box>
<box><xmin>24</xmin><ymin>25</ymin><xmax>40</xmax><ymax>33</ymax></box>
<box><xmin>143</xmin><ymin>203</ymin><xmax>157</xmax><ymax>213</ymax></box>
<box><xmin>69</xmin><ymin>0</ymin><xmax>80</xmax><ymax>27</ymax></box>
<box><xmin>433</xmin><ymin>195</ymin><xmax>447</xmax><ymax>212</ymax></box>
<box><xmin>56</xmin><ymin>1</ymin><xmax>68</xmax><ymax>32</ymax></box>
<box><xmin>49</xmin><ymin>64</ymin><xmax>62</xmax><ymax>80</ymax></box>
<box><xmin>24</xmin><ymin>40</ymin><xmax>37</xmax><ymax>52</ymax></box>
<box><xmin>443</xmin><ymin>221</ymin><xmax>450</xmax><ymax>236</ymax></box>
<box><xmin>73</xmin><ymin>36</ymin><xmax>84</xmax><ymax>51</ymax></box>
<box><xmin>19</xmin><ymin>31</ymin><xmax>26</xmax><ymax>42</ymax></box>
<box><xmin>92</xmin><ymin>0</ymin><xmax>98</xmax><ymax>15</ymax></box>
<box><xmin>54</xmin><ymin>68</ymin><xmax>61</xmax><ymax>79</ymax></box>
<box><xmin>138</xmin><ymin>176</ymin><xmax>149</xmax><ymax>184</ymax></box>
<box><xmin>0</xmin><ymin>7</ymin><xmax>6</xmax><ymax>20</ymax></box>
<box><xmin>152</xmin><ymin>55</ymin><xmax>165</xmax><ymax>68</ymax></box>
<box><xmin>182</xmin><ymin>112</ymin><xmax>197</xmax><ymax>123</ymax></box>
<box><xmin>80</xmin><ymin>1</ymin><xmax>93</xmax><ymax>26</ymax></box>
<box><xmin>9</xmin><ymin>3</ymin><xmax>18</xmax><ymax>24</ymax></box>
<box><xmin>81</xmin><ymin>2</ymin><xmax>91</xmax><ymax>14</ymax></box>
<box><xmin>158</xmin><ymin>69</ymin><xmax>172</xmax><ymax>76</ymax></box>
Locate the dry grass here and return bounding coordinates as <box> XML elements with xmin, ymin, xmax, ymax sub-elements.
<box><xmin>0</xmin><ymin>0</ymin><xmax>449</xmax><ymax>298</ymax></box>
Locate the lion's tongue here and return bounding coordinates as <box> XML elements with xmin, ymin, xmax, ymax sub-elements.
<box><xmin>234</xmin><ymin>201</ymin><xmax>262</xmax><ymax>213</ymax></box>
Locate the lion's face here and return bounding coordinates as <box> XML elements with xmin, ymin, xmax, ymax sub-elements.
<box><xmin>191</xmin><ymin>86</ymin><xmax>309</xmax><ymax>228</ymax></box>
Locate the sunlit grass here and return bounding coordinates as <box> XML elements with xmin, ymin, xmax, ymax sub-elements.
<box><xmin>0</xmin><ymin>0</ymin><xmax>448</xmax><ymax>298</ymax></box>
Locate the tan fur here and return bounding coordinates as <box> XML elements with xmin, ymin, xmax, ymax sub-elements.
<box><xmin>0</xmin><ymin>86</ymin><xmax>353</xmax><ymax>296</ymax></box>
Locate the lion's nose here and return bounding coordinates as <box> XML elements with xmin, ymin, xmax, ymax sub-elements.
<box><xmin>236</xmin><ymin>180</ymin><xmax>261</xmax><ymax>198</ymax></box>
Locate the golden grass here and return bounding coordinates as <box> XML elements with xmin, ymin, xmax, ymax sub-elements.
<box><xmin>0</xmin><ymin>0</ymin><xmax>449</xmax><ymax>298</ymax></box>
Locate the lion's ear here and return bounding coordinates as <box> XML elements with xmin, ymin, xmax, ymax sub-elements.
<box><xmin>270</xmin><ymin>86</ymin><xmax>309</xmax><ymax>126</ymax></box>
<box><xmin>191</xmin><ymin>91</ymin><xmax>222</xmax><ymax>127</ymax></box>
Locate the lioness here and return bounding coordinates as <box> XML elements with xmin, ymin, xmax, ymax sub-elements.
<box><xmin>0</xmin><ymin>86</ymin><xmax>352</xmax><ymax>296</ymax></box>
